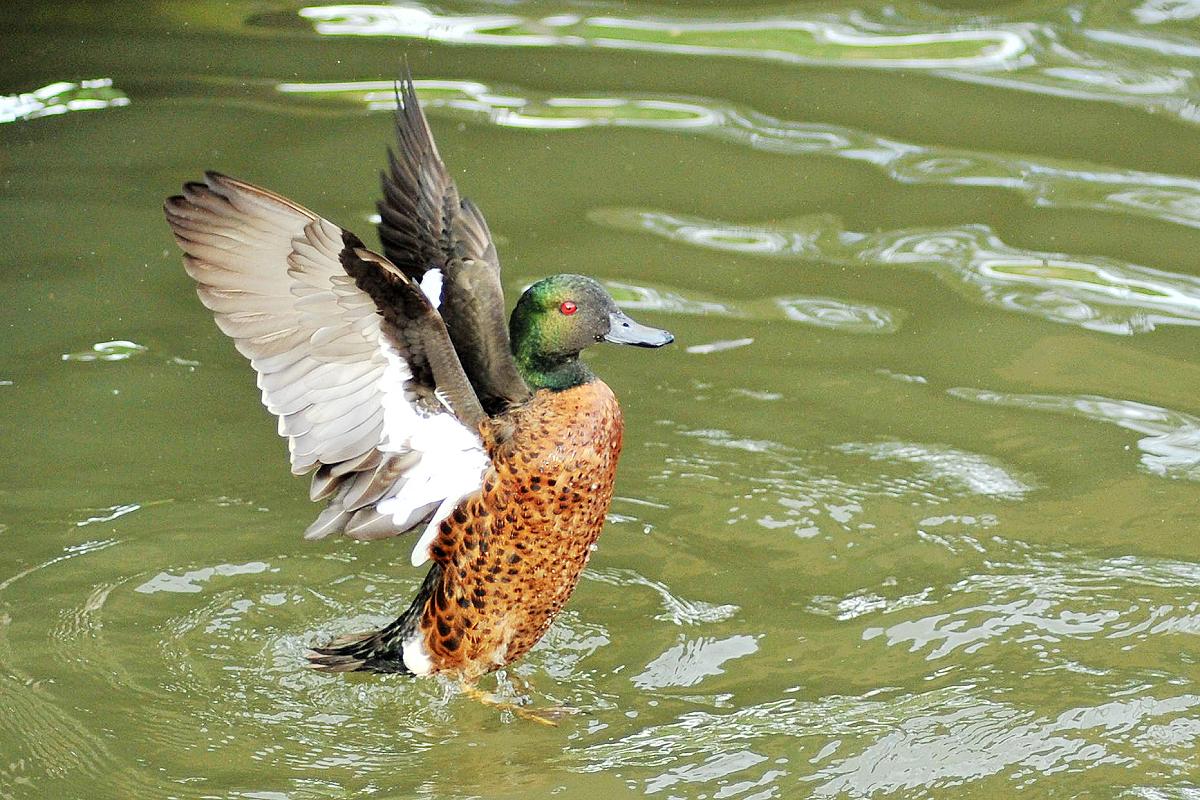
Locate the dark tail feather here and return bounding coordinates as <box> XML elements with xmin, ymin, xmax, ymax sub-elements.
<box><xmin>306</xmin><ymin>564</ymin><xmax>442</xmax><ymax>674</ymax></box>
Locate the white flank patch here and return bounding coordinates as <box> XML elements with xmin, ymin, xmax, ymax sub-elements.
<box><xmin>402</xmin><ymin>634</ymin><xmax>434</xmax><ymax>676</ymax></box>
<box><xmin>420</xmin><ymin>269</ymin><xmax>443</xmax><ymax>309</ymax></box>
<box><xmin>375</xmin><ymin>342</ymin><xmax>488</xmax><ymax>567</ymax></box>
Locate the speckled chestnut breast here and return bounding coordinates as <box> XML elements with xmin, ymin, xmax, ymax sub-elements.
<box><xmin>417</xmin><ymin>380</ymin><xmax>624</xmax><ymax>678</ymax></box>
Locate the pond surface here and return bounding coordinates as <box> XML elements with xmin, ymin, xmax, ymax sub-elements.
<box><xmin>5</xmin><ymin>0</ymin><xmax>1200</xmax><ymax>797</ymax></box>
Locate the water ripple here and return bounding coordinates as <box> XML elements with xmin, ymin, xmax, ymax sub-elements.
<box><xmin>950</xmin><ymin>388</ymin><xmax>1200</xmax><ymax>480</ymax></box>
<box><xmin>595</xmin><ymin>209</ymin><xmax>1200</xmax><ymax>335</ymax></box>
<box><xmin>297</xmin><ymin>4</ymin><xmax>1023</xmax><ymax>68</ymax></box>
<box><xmin>863</xmin><ymin>550</ymin><xmax>1200</xmax><ymax>662</ymax></box>
<box><xmin>273</xmin><ymin>77</ymin><xmax>1200</xmax><ymax>232</ymax></box>
<box><xmin>589</xmin><ymin>568</ymin><xmax>739</xmax><ymax>625</ymax></box>
<box><xmin>61</xmin><ymin>340</ymin><xmax>147</xmax><ymax>363</ymax></box>
<box><xmin>0</xmin><ymin>79</ymin><xmax>129</xmax><ymax>124</ymax></box>
<box><xmin>671</xmin><ymin>427</ymin><xmax>1028</xmax><ymax>539</ymax></box>
<box><xmin>809</xmin><ymin>691</ymin><xmax>1185</xmax><ymax>796</ymax></box>
<box><xmin>835</xmin><ymin>442</ymin><xmax>1033</xmax><ymax>498</ymax></box>
<box><xmin>599</xmin><ymin>275</ymin><xmax>899</xmax><ymax>333</ymax></box>
<box><xmin>632</xmin><ymin>635</ymin><xmax>759</xmax><ymax>690</ymax></box>
<box><xmin>776</xmin><ymin>297</ymin><xmax>901</xmax><ymax>334</ymax></box>
<box><xmin>286</xmin><ymin>2</ymin><xmax>1200</xmax><ymax>128</ymax></box>
<box><xmin>571</xmin><ymin>676</ymin><xmax>1199</xmax><ymax>795</ymax></box>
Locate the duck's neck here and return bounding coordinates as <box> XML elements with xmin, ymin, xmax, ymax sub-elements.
<box><xmin>515</xmin><ymin>348</ymin><xmax>595</xmax><ymax>392</ymax></box>
<box><xmin>509</xmin><ymin>295</ymin><xmax>596</xmax><ymax>391</ymax></box>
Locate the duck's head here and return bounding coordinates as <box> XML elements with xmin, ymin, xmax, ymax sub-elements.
<box><xmin>510</xmin><ymin>274</ymin><xmax>673</xmax><ymax>390</ymax></box>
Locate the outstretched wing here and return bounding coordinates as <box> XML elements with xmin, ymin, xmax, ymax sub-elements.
<box><xmin>377</xmin><ymin>77</ymin><xmax>530</xmax><ymax>415</ymax></box>
<box><xmin>164</xmin><ymin>172</ymin><xmax>488</xmax><ymax>549</ymax></box>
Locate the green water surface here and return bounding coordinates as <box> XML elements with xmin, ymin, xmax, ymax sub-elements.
<box><xmin>4</xmin><ymin>0</ymin><xmax>1200</xmax><ymax>797</ymax></box>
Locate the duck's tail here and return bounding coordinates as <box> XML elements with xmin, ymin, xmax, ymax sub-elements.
<box><xmin>305</xmin><ymin>564</ymin><xmax>441</xmax><ymax>675</ymax></box>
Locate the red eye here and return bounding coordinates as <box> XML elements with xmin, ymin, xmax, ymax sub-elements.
<box><xmin>559</xmin><ymin>301</ymin><xmax>578</xmax><ymax>315</ymax></box>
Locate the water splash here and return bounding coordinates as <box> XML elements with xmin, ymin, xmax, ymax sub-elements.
<box><xmin>0</xmin><ymin>79</ymin><xmax>129</xmax><ymax>124</ymax></box>
<box><xmin>950</xmin><ymin>388</ymin><xmax>1200</xmax><ymax>480</ymax></box>
<box><xmin>594</xmin><ymin>209</ymin><xmax>1200</xmax><ymax>335</ymax></box>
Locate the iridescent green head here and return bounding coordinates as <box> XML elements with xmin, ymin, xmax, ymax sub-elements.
<box><xmin>509</xmin><ymin>274</ymin><xmax>673</xmax><ymax>391</ymax></box>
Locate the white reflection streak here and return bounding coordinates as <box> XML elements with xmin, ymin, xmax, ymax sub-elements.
<box><xmin>300</xmin><ymin>4</ymin><xmax>1024</xmax><ymax>68</ymax></box>
<box><xmin>949</xmin><ymin>388</ymin><xmax>1200</xmax><ymax>480</ymax></box>
<box><xmin>0</xmin><ymin>79</ymin><xmax>129</xmax><ymax>124</ymax></box>
<box><xmin>585</xmin><ymin>15</ymin><xmax>1024</xmax><ymax>68</ymax></box>
<box><xmin>776</xmin><ymin>297</ymin><xmax>900</xmax><ymax>333</ymax></box>
<box><xmin>594</xmin><ymin>209</ymin><xmax>1200</xmax><ymax>335</ymax></box>
<box><xmin>811</xmin><ymin>694</ymin><xmax>1194</xmax><ymax>795</ymax></box>
<box><xmin>0</xmin><ymin>539</ymin><xmax>119</xmax><ymax>593</ymax></box>
<box><xmin>836</xmin><ymin>441</ymin><xmax>1032</xmax><ymax>497</ymax></box>
<box><xmin>299</xmin><ymin>5</ymin><xmax>533</xmax><ymax>43</ymax></box>
<box><xmin>293</xmin><ymin>3</ymin><xmax>1200</xmax><ymax>130</ymax></box>
<box><xmin>279</xmin><ymin>79</ymin><xmax>717</xmax><ymax>131</ymax></box>
<box><xmin>275</xmin><ymin>77</ymin><xmax>1200</xmax><ymax>230</ymax></box>
<box><xmin>632</xmin><ymin>635</ymin><xmax>759</xmax><ymax>689</ymax></box>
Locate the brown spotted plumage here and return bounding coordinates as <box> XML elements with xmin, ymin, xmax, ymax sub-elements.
<box><xmin>423</xmin><ymin>382</ymin><xmax>622</xmax><ymax>677</ymax></box>
<box><xmin>165</xmin><ymin>75</ymin><xmax>671</xmax><ymax>690</ymax></box>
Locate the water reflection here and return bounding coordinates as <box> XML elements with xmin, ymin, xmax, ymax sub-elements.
<box><xmin>672</xmin><ymin>427</ymin><xmax>1030</xmax><ymax>540</ymax></box>
<box><xmin>289</xmin><ymin>2</ymin><xmax>1200</xmax><ymax>127</ymax></box>
<box><xmin>596</xmin><ymin>208</ymin><xmax>1200</xmax><ymax>335</ymax></box>
<box><xmin>862</xmin><ymin>549</ymin><xmax>1200</xmax><ymax>662</ymax></box>
<box><xmin>601</xmin><ymin>280</ymin><xmax>736</xmax><ymax>316</ymax></box>
<box><xmin>135</xmin><ymin>561</ymin><xmax>272</xmax><ymax>594</ymax></box>
<box><xmin>950</xmin><ymin>387</ymin><xmax>1200</xmax><ymax>480</ymax></box>
<box><xmin>809</xmin><ymin>690</ymin><xmax>1193</xmax><ymax>796</ymax></box>
<box><xmin>570</xmin><ymin>680</ymin><xmax>1188</xmax><ymax>793</ymax></box>
<box><xmin>587</xmin><ymin>276</ymin><xmax>898</xmax><ymax>334</ymax></box>
<box><xmin>835</xmin><ymin>442</ymin><xmax>1033</xmax><ymax>498</ymax></box>
<box><xmin>274</xmin><ymin>77</ymin><xmax>1200</xmax><ymax>231</ymax></box>
<box><xmin>0</xmin><ymin>79</ymin><xmax>129</xmax><ymax>124</ymax></box>
<box><xmin>61</xmin><ymin>340</ymin><xmax>147</xmax><ymax>362</ymax></box>
<box><xmin>298</xmin><ymin>4</ymin><xmax>1023</xmax><ymax>68</ymax></box>
<box><xmin>686</xmin><ymin>338</ymin><xmax>755</xmax><ymax>355</ymax></box>
<box><xmin>572</xmin><ymin>549</ymin><xmax>1200</xmax><ymax>794</ymax></box>
<box><xmin>1131</xmin><ymin>0</ymin><xmax>1200</xmax><ymax>24</ymax></box>
<box><xmin>589</xmin><ymin>568</ymin><xmax>739</xmax><ymax>625</ymax></box>
<box><xmin>776</xmin><ymin>297</ymin><xmax>901</xmax><ymax>334</ymax></box>
<box><xmin>631</xmin><ymin>635</ymin><xmax>758</xmax><ymax>690</ymax></box>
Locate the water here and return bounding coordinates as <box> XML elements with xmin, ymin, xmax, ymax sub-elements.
<box><xmin>4</xmin><ymin>0</ymin><xmax>1200</xmax><ymax>796</ymax></box>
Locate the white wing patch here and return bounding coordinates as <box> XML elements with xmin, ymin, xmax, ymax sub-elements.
<box><xmin>402</xmin><ymin>634</ymin><xmax>434</xmax><ymax>676</ymax></box>
<box><xmin>419</xmin><ymin>268</ymin><xmax>444</xmax><ymax>309</ymax></box>
<box><xmin>374</xmin><ymin>343</ymin><xmax>489</xmax><ymax>567</ymax></box>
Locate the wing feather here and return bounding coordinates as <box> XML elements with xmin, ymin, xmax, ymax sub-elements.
<box><xmin>165</xmin><ymin>172</ymin><xmax>488</xmax><ymax>541</ymax></box>
<box><xmin>376</xmin><ymin>77</ymin><xmax>529</xmax><ymax>415</ymax></box>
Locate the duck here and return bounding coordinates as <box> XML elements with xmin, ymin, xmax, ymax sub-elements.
<box><xmin>162</xmin><ymin>78</ymin><xmax>673</xmax><ymax>691</ymax></box>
